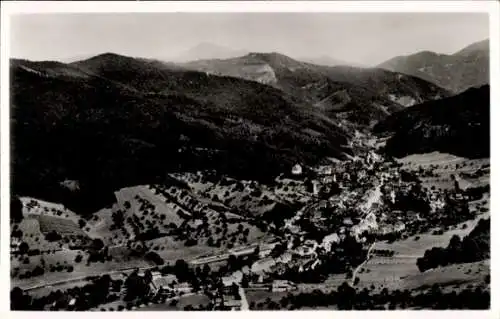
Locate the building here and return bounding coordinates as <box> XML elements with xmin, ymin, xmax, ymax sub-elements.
<box><xmin>272</xmin><ymin>280</ymin><xmax>297</xmax><ymax>292</ymax></box>
<box><xmin>222</xmin><ymin>270</ymin><xmax>243</xmax><ymax>287</ymax></box>
<box><xmin>317</xmin><ymin>166</ymin><xmax>333</xmax><ymax>176</ymax></box>
<box><xmin>343</xmin><ymin>217</ymin><xmax>354</xmax><ymax>226</ymax></box>
<box><xmin>291</xmin><ymin>164</ymin><xmax>303</xmax><ymax>176</ymax></box>
<box><xmin>321</xmin><ymin>233</ymin><xmax>340</xmax><ymax>251</ymax></box>
<box><xmin>307</xmin><ymin>179</ymin><xmax>321</xmax><ymax>195</ymax></box>
<box><xmin>299</xmin><ymin>259</ymin><xmax>321</xmax><ymax>272</ymax></box>
<box><xmin>278</xmin><ymin>251</ymin><xmax>293</xmax><ymax>263</ymax></box>
<box><xmin>151</xmin><ymin>271</ymin><xmax>162</xmax><ymax>281</ymax></box>
<box><xmin>150</xmin><ymin>274</ymin><xmax>178</xmax><ymax>293</ymax></box>
<box><xmin>173</xmin><ymin>282</ymin><xmax>193</xmax><ymax>294</ymax></box>
<box><xmin>251</xmin><ymin>258</ymin><xmax>276</xmax><ymax>275</ymax></box>
<box><xmin>394</xmin><ymin>221</ymin><xmax>406</xmax><ymax>233</ymax></box>
<box><xmin>294</xmin><ymin>240</ymin><xmax>317</xmax><ymax>257</ymax></box>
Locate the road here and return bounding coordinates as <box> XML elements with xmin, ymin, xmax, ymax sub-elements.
<box><xmin>238</xmin><ymin>286</ymin><xmax>249</xmax><ymax>310</ymax></box>
<box><xmin>351</xmin><ymin>242</ymin><xmax>375</xmax><ymax>286</ymax></box>
<box><xmin>22</xmin><ymin>265</ymin><xmax>157</xmax><ymax>291</ymax></box>
<box><xmin>22</xmin><ymin>242</ymin><xmax>274</xmax><ymax>291</ymax></box>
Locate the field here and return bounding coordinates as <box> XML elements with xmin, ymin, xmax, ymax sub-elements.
<box><xmin>38</xmin><ymin>215</ymin><xmax>86</xmax><ymax>237</ymax></box>
<box><xmin>20</xmin><ymin>197</ymin><xmax>82</xmax><ymax>223</ymax></box>
<box><xmin>356</xmin><ymin>256</ymin><xmax>419</xmax><ymax>291</ymax></box>
<box><xmin>13</xmin><ymin>218</ymin><xmax>60</xmax><ymax>252</ymax></box>
<box><xmin>139</xmin><ymin>294</ymin><xmax>211</xmax><ymax>311</ymax></box>
<box><xmin>398</xmin><ymin>152</ymin><xmax>489</xmax><ymax>191</ymax></box>
<box><xmin>400</xmin><ymin>260</ymin><xmax>489</xmax><ymax>291</ymax></box>
<box><xmin>245</xmin><ymin>290</ymin><xmax>291</xmax><ymax>306</ymax></box>
<box><xmin>117</xmin><ymin>185</ymin><xmax>188</xmax><ymax>226</ymax></box>
<box><xmin>11</xmin><ymin>248</ymin><xmax>150</xmax><ymax>290</ymax></box>
<box><xmin>353</xmin><ymin>152</ymin><xmax>491</xmax><ymax>292</ymax></box>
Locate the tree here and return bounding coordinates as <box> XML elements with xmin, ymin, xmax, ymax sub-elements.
<box><xmin>202</xmin><ymin>264</ymin><xmax>211</xmax><ymax>276</ymax></box>
<box><xmin>174</xmin><ymin>259</ymin><xmax>190</xmax><ymax>282</ymax></box>
<box><xmin>19</xmin><ymin>242</ymin><xmax>29</xmax><ymax>255</ymax></box>
<box><xmin>11</xmin><ymin>196</ymin><xmax>24</xmax><ymax>224</ymax></box>
<box><xmin>78</xmin><ymin>219</ymin><xmax>86</xmax><ymax>228</ymax></box>
<box><xmin>75</xmin><ymin>254</ymin><xmax>83</xmax><ymax>263</ymax></box>
<box><xmin>11</xmin><ymin>287</ymin><xmax>31</xmax><ymax>310</ymax></box>
<box><xmin>241</xmin><ymin>274</ymin><xmax>249</xmax><ymax>288</ymax></box>
<box><xmin>145</xmin><ymin>251</ymin><xmax>164</xmax><ymax>265</ymax></box>
<box><xmin>92</xmin><ymin>238</ymin><xmax>104</xmax><ymax>251</ymax></box>
<box><xmin>124</xmin><ymin>201</ymin><xmax>131</xmax><ymax>210</ymax></box>
<box><xmin>45</xmin><ymin>230</ymin><xmax>62</xmax><ymax>242</ymax></box>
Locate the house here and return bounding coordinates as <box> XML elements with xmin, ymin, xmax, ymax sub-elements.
<box><xmin>321</xmin><ymin>233</ymin><xmax>340</xmax><ymax>251</ymax></box>
<box><xmin>251</xmin><ymin>258</ymin><xmax>276</xmax><ymax>274</ymax></box>
<box><xmin>241</xmin><ymin>265</ymin><xmax>250</xmax><ymax>275</ymax></box>
<box><xmin>299</xmin><ymin>259</ymin><xmax>321</xmax><ymax>272</ymax></box>
<box><xmin>343</xmin><ymin>217</ymin><xmax>353</xmax><ymax>226</ymax></box>
<box><xmin>291</xmin><ymin>164</ymin><xmax>303</xmax><ymax>176</ymax></box>
<box><xmin>272</xmin><ymin>280</ymin><xmax>297</xmax><ymax>292</ymax></box>
<box><xmin>151</xmin><ymin>271</ymin><xmax>162</xmax><ymax>281</ymax></box>
<box><xmin>390</xmin><ymin>190</ymin><xmax>396</xmax><ymax>204</ymax></box>
<box><xmin>151</xmin><ymin>274</ymin><xmax>178</xmax><ymax>293</ymax></box>
<box><xmin>294</xmin><ymin>240</ymin><xmax>317</xmax><ymax>257</ymax></box>
<box><xmin>278</xmin><ymin>252</ymin><xmax>293</xmax><ymax>263</ymax></box>
<box><xmin>394</xmin><ymin>221</ymin><xmax>406</xmax><ymax>233</ymax></box>
<box><xmin>317</xmin><ymin>166</ymin><xmax>333</xmax><ymax>176</ymax></box>
<box><xmin>173</xmin><ymin>282</ymin><xmax>193</xmax><ymax>294</ymax></box>
<box><xmin>222</xmin><ymin>271</ymin><xmax>243</xmax><ymax>287</ymax></box>
<box><xmin>307</xmin><ymin>179</ymin><xmax>321</xmax><ymax>195</ymax></box>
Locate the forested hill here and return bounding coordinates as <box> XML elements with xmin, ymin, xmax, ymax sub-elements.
<box><xmin>373</xmin><ymin>85</ymin><xmax>490</xmax><ymax>158</ymax></box>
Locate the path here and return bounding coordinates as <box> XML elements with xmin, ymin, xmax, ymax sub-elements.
<box><xmin>238</xmin><ymin>286</ymin><xmax>249</xmax><ymax>310</ymax></box>
<box><xmin>22</xmin><ymin>265</ymin><xmax>157</xmax><ymax>291</ymax></box>
<box><xmin>351</xmin><ymin>242</ymin><xmax>375</xmax><ymax>286</ymax></box>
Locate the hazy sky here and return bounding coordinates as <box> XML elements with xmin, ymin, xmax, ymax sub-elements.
<box><xmin>10</xmin><ymin>13</ymin><xmax>489</xmax><ymax>65</ymax></box>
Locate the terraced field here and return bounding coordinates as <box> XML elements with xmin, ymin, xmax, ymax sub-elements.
<box><xmin>38</xmin><ymin>215</ymin><xmax>86</xmax><ymax>237</ymax></box>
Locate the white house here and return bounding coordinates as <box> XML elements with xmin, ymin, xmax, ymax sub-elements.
<box><xmin>321</xmin><ymin>233</ymin><xmax>340</xmax><ymax>251</ymax></box>
<box><xmin>222</xmin><ymin>270</ymin><xmax>243</xmax><ymax>287</ymax></box>
<box><xmin>173</xmin><ymin>282</ymin><xmax>193</xmax><ymax>294</ymax></box>
<box><xmin>291</xmin><ymin>164</ymin><xmax>303</xmax><ymax>175</ymax></box>
<box><xmin>311</xmin><ymin>180</ymin><xmax>321</xmax><ymax>195</ymax></box>
<box><xmin>151</xmin><ymin>274</ymin><xmax>178</xmax><ymax>293</ymax></box>
<box><xmin>272</xmin><ymin>280</ymin><xmax>297</xmax><ymax>292</ymax></box>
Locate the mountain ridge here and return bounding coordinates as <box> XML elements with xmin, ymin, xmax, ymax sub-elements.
<box><xmin>10</xmin><ymin>54</ymin><xmax>352</xmax><ymax>214</ymax></box>
<box><xmin>378</xmin><ymin>39</ymin><xmax>489</xmax><ymax>93</ymax></box>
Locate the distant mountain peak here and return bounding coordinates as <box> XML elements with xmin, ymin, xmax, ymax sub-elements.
<box><xmin>173</xmin><ymin>43</ymin><xmax>247</xmax><ymax>62</ymax></box>
<box><xmin>453</xmin><ymin>38</ymin><xmax>489</xmax><ymax>56</ymax></box>
<box><xmin>377</xmin><ymin>39</ymin><xmax>489</xmax><ymax>93</ymax></box>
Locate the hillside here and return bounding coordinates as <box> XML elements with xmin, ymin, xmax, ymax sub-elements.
<box><xmin>182</xmin><ymin>52</ymin><xmax>450</xmax><ymax>126</ymax></box>
<box><xmin>373</xmin><ymin>85</ymin><xmax>490</xmax><ymax>159</ymax></box>
<box><xmin>11</xmin><ymin>54</ymin><xmax>352</xmax><ymax>214</ymax></box>
<box><xmin>378</xmin><ymin>39</ymin><xmax>489</xmax><ymax>93</ymax></box>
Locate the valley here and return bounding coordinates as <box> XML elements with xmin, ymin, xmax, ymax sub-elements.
<box><xmin>9</xmin><ymin>36</ymin><xmax>490</xmax><ymax>311</ymax></box>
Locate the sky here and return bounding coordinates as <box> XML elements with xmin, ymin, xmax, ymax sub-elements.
<box><xmin>10</xmin><ymin>13</ymin><xmax>489</xmax><ymax>66</ymax></box>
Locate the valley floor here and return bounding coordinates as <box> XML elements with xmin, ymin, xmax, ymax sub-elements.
<box><xmin>10</xmin><ymin>140</ymin><xmax>491</xmax><ymax>311</ymax></box>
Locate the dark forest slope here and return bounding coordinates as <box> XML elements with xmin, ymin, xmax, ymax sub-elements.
<box><xmin>11</xmin><ymin>55</ymin><xmax>351</xmax><ymax>214</ymax></box>
<box><xmin>373</xmin><ymin>85</ymin><xmax>489</xmax><ymax>158</ymax></box>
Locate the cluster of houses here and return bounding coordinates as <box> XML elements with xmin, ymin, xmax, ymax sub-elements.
<box><xmin>144</xmin><ymin>270</ymin><xmax>193</xmax><ymax>297</ymax></box>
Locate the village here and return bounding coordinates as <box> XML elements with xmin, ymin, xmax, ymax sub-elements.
<box><xmin>94</xmin><ymin>143</ymin><xmax>487</xmax><ymax>311</ymax></box>
<box><xmin>10</xmin><ymin>132</ymin><xmax>490</xmax><ymax>311</ymax></box>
